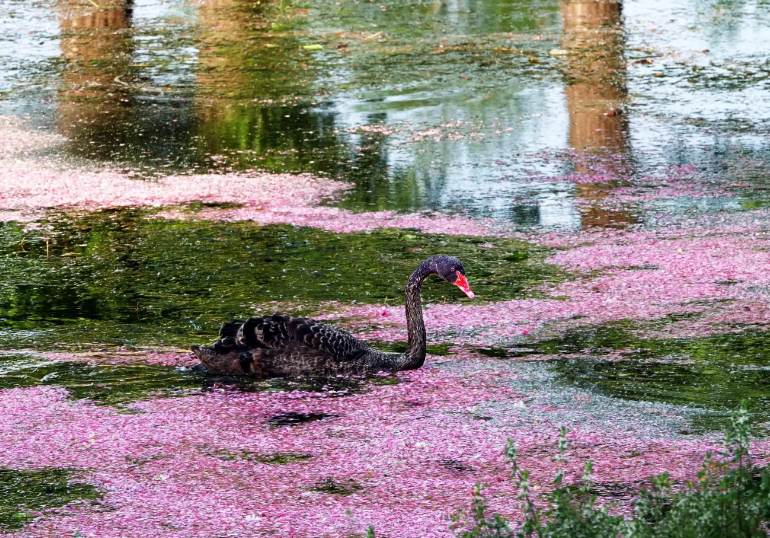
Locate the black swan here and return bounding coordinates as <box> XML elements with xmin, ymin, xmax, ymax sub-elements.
<box><xmin>191</xmin><ymin>255</ymin><xmax>474</xmax><ymax>378</ymax></box>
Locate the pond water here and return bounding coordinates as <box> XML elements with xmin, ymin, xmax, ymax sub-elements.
<box><xmin>0</xmin><ymin>214</ymin><xmax>559</xmax><ymax>348</ymax></box>
<box><xmin>3</xmin><ymin>0</ymin><xmax>769</xmax><ymax>223</ymax></box>
<box><xmin>2</xmin><ymin>0</ymin><xmax>770</xmax><ymax>534</ymax></box>
<box><xmin>0</xmin><ymin>468</ymin><xmax>100</xmax><ymax>531</ymax></box>
<box><xmin>2</xmin><ymin>0</ymin><xmax>769</xmax><ymax>403</ymax></box>
<box><xmin>1</xmin><ymin>0</ymin><xmax>769</xmax><ymax>415</ymax></box>
<box><xmin>539</xmin><ymin>323</ymin><xmax>770</xmax><ymax>429</ymax></box>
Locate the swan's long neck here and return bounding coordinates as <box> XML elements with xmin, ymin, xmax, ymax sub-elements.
<box><xmin>396</xmin><ymin>259</ymin><xmax>433</xmax><ymax>370</ymax></box>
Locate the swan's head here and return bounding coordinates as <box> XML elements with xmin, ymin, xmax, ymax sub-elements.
<box><xmin>432</xmin><ymin>255</ymin><xmax>475</xmax><ymax>300</ymax></box>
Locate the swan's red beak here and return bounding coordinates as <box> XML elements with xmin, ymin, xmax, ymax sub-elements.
<box><xmin>454</xmin><ymin>273</ymin><xmax>475</xmax><ymax>299</ymax></box>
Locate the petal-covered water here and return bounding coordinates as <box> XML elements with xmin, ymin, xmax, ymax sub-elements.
<box><xmin>2</xmin><ymin>0</ymin><xmax>770</xmax><ymax>535</ymax></box>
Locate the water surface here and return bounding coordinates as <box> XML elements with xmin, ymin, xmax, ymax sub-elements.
<box><xmin>0</xmin><ymin>215</ymin><xmax>559</xmax><ymax>348</ymax></box>
<box><xmin>2</xmin><ymin>0</ymin><xmax>770</xmax><ymax>450</ymax></box>
<box><xmin>2</xmin><ymin>0</ymin><xmax>769</xmax><ymax>226</ymax></box>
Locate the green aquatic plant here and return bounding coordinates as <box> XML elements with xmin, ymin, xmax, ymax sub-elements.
<box><xmin>311</xmin><ymin>477</ymin><xmax>363</xmax><ymax>496</ymax></box>
<box><xmin>0</xmin><ymin>354</ymin><xmax>393</xmax><ymax>407</ymax></box>
<box><xmin>199</xmin><ymin>447</ymin><xmax>312</xmax><ymax>464</ymax></box>
<box><xmin>0</xmin><ymin>468</ymin><xmax>100</xmax><ymax>531</ymax></box>
<box><xmin>0</xmin><ymin>356</ymin><xmax>208</xmax><ymax>406</ymax></box>
<box><xmin>0</xmin><ymin>215</ymin><xmax>561</xmax><ymax>349</ymax></box>
<box><xmin>535</xmin><ymin>322</ymin><xmax>770</xmax><ymax>428</ymax></box>
<box><xmin>451</xmin><ymin>402</ymin><xmax>770</xmax><ymax>538</ymax></box>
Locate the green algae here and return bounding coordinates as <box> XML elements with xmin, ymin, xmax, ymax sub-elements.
<box><xmin>0</xmin><ymin>468</ymin><xmax>100</xmax><ymax>532</ymax></box>
<box><xmin>376</xmin><ymin>341</ymin><xmax>455</xmax><ymax>356</ymax></box>
<box><xmin>200</xmin><ymin>448</ymin><xmax>312</xmax><ymax>464</ymax></box>
<box><xmin>538</xmin><ymin>322</ymin><xmax>770</xmax><ymax>368</ymax></box>
<box><xmin>0</xmin><ymin>355</ymin><xmax>209</xmax><ymax>406</ymax></box>
<box><xmin>553</xmin><ymin>357</ymin><xmax>770</xmax><ymax>430</ymax></box>
<box><xmin>268</xmin><ymin>412</ymin><xmax>334</xmax><ymax>427</ymax></box>
<box><xmin>311</xmin><ymin>477</ymin><xmax>363</xmax><ymax>496</ymax></box>
<box><xmin>0</xmin><ymin>214</ymin><xmax>561</xmax><ymax>349</ymax></box>
<box><xmin>535</xmin><ymin>323</ymin><xmax>770</xmax><ymax>427</ymax></box>
<box><xmin>0</xmin><ymin>353</ymin><xmax>401</xmax><ymax>406</ymax></box>
<box><xmin>246</xmin><ymin>452</ymin><xmax>312</xmax><ymax>464</ymax></box>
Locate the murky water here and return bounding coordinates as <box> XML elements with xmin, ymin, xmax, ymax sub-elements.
<box><xmin>542</xmin><ymin>324</ymin><xmax>770</xmax><ymax>427</ymax></box>
<box><xmin>0</xmin><ymin>468</ymin><xmax>100</xmax><ymax>531</ymax></box>
<box><xmin>0</xmin><ymin>215</ymin><xmax>558</xmax><ymax>348</ymax></box>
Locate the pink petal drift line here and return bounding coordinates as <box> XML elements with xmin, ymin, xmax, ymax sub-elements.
<box><xmin>158</xmin><ymin>205</ymin><xmax>504</xmax><ymax>237</ymax></box>
<box><xmin>0</xmin><ymin>163</ymin><xmax>345</xmax><ymax>213</ymax></box>
<box><xmin>0</xmin><ymin>161</ymin><xmax>505</xmax><ymax>237</ymax></box>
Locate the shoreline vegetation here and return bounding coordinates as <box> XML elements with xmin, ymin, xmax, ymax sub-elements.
<box><xmin>450</xmin><ymin>403</ymin><xmax>770</xmax><ymax>538</ymax></box>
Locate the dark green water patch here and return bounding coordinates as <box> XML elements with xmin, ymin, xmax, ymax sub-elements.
<box><xmin>376</xmin><ymin>341</ymin><xmax>454</xmax><ymax>356</ymax></box>
<box><xmin>0</xmin><ymin>354</ymin><xmax>398</xmax><ymax>405</ymax></box>
<box><xmin>201</xmin><ymin>448</ymin><xmax>312</xmax><ymax>464</ymax></box>
<box><xmin>0</xmin><ymin>214</ymin><xmax>561</xmax><ymax>349</ymax></box>
<box><xmin>539</xmin><ymin>324</ymin><xmax>770</xmax><ymax>428</ymax></box>
<box><xmin>0</xmin><ymin>355</ymin><xmax>209</xmax><ymax>406</ymax></box>
<box><xmin>246</xmin><ymin>452</ymin><xmax>312</xmax><ymax>464</ymax></box>
<box><xmin>0</xmin><ymin>468</ymin><xmax>100</xmax><ymax>532</ymax></box>
<box><xmin>537</xmin><ymin>323</ymin><xmax>770</xmax><ymax>366</ymax></box>
<box><xmin>310</xmin><ymin>477</ymin><xmax>363</xmax><ymax>496</ymax></box>
<box><xmin>554</xmin><ymin>358</ymin><xmax>770</xmax><ymax>413</ymax></box>
<box><xmin>268</xmin><ymin>412</ymin><xmax>335</xmax><ymax>428</ymax></box>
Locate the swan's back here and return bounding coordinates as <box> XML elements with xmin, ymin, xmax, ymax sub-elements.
<box><xmin>237</xmin><ymin>314</ymin><xmax>366</xmax><ymax>358</ymax></box>
<box><xmin>193</xmin><ymin>314</ymin><xmax>382</xmax><ymax>378</ymax></box>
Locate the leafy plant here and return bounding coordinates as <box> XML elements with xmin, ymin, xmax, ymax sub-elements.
<box><xmin>451</xmin><ymin>402</ymin><xmax>770</xmax><ymax>538</ymax></box>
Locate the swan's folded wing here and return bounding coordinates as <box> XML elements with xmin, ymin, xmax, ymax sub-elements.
<box><xmin>237</xmin><ymin>314</ymin><xmax>290</xmax><ymax>349</ymax></box>
<box><xmin>237</xmin><ymin>314</ymin><xmax>365</xmax><ymax>360</ymax></box>
<box><xmin>219</xmin><ymin>320</ymin><xmax>244</xmax><ymax>339</ymax></box>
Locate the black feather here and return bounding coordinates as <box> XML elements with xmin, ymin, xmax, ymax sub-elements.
<box><xmin>238</xmin><ymin>351</ymin><xmax>254</xmax><ymax>372</ymax></box>
<box><xmin>219</xmin><ymin>321</ymin><xmax>243</xmax><ymax>339</ymax></box>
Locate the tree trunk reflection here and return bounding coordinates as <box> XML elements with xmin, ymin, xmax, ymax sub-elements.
<box><xmin>561</xmin><ymin>0</ymin><xmax>636</xmax><ymax>229</ymax></box>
